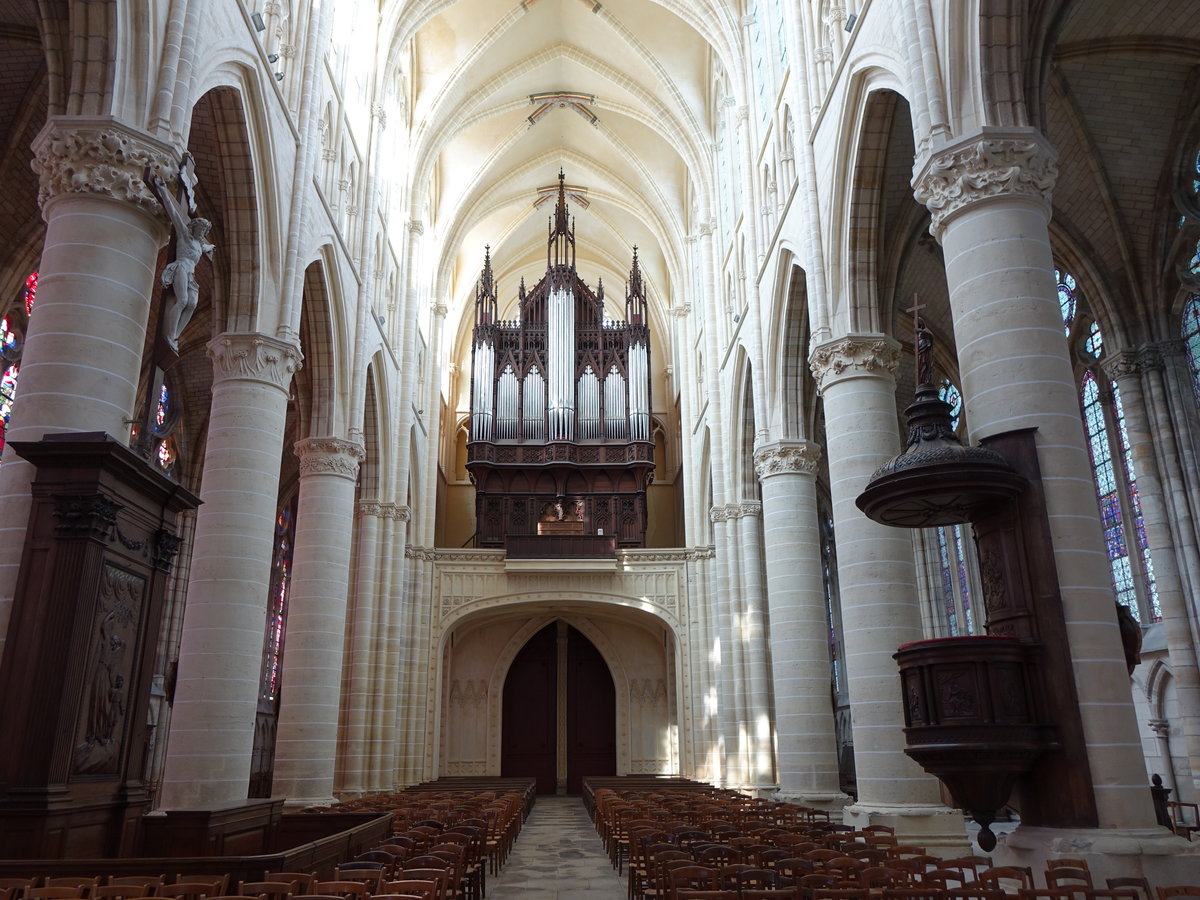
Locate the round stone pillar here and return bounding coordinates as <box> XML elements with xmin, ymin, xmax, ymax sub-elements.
<box><xmin>0</xmin><ymin>117</ymin><xmax>174</xmax><ymax>659</ymax></box>
<box><xmin>1105</xmin><ymin>347</ymin><xmax>1200</xmax><ymax>794</ymax></box>
<box><xmin>754</xmin><ymin>441</ymin><xmax>845</xmax><ymax>807</ymax></box>
<box><xmin>914</xmin><ymin>127</ymin><xmax>1155</xmax><ymax>830</ymax></box>
<box><xmin>810</xmin><ymin>335</ymin><xmax>963</xmax><ymax>847</ymax></box>
<box><xmin>272</xmin><ymin>436</ymin><xmax>364</xmax><ymax>806</ymax></box>
<box><xmin>159</xmin><ymin>333</ymin><xmax>301</xmax><ymax>808</ymax></box>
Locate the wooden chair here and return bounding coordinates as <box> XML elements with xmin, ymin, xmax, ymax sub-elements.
<box><xmin>667</xmin><ymin>865</ymin><xmax>719</xmax><ymax>900</ymax></box>
<box><xmin>371</xmin><ymin>895</ymin><xmax>427</xmax><ymax>900</ymax></box>
<box><xmin>45</xmin><ymin>881</ymin><xmax>99</xmax><ymax>898</ymax></box>
<box><xmin>1046</xmin><ymin>861</ymin><xmax>1089</xmax><ymax>873</ymax></box>
<box><xmin>1016</xmin><ymin>889</ymin><xmax>1090</xmax><ymax>900</ymax></box>
<box><xmin>941</xmin><ymin>858</ymin><xmax>993</xmax><ymax>880</ymax></box>
<box><xmin>942</xmin><ymin>890</ymin><xmax>1007</xmax><ymax>900</ymax></box>
<box><xmin>260</xmin><ymin>877</ymin><xmax>313</xmax><ymax>895</ymax></box>
<box><xmin>237</xmin><ymin>881</ymin><xmax>297</xmax><ymax>900</ymax></box>
<box><xmin>1106</xmin><ymin>878</ymin><xmax>1153</xmax><ymax>900</ymax></box>
<box><xmin>330</xmin><ymin>871</ymin><xmax>383</xmax><ymax>893</ymax></box>
<box><xmin>923</xmin><ymin>870</ymin><xmax>972</xmax><ymax>890</ymax></box>
<box><xmin>1045</xmin><ymin>869</ymin><xmax>1092</xmax><ymax>890</ymax></box>
<box><xmin>92</xmin><ymin>887</ymin><xmax>150</xmax><ymax>900</ymax></box>
<box><xmin>1157</xmin><ymin>889</ymin><xmax>1200</xmax><ymax>900</ymax></box>
<box><xmin>109</xmin><ymin>879</ymin><xmax>166</xmax><ymax>895</ymax></box>
<box><xmin>380</xmin><ymin>881</ymin><xmax>440</xmax><ymax>900</ymax></box>
<box><xmin>167</xmin><ymin>879</ymin><xmax>228</xmax><ymax>898</ymax></box>
<box><xmin>674</xmin><ymin>892</ymin><xmax>736</xmax><ymax>900</ymax></box>
<box><xmin>28</xmin><ymin>890</ymin><xmax>86</xmax><ymax>900</ymax></box>
<box><xmin>977</xmin><ymin>867</ymin><xmax>1035</xmax><ymax>894</ymax></box>
<box><xmin>1166</xmin><ymin>802</ymin><xmax>1200</xmax><ymax>841</ymax></box>
<box><xmin>308</xmin><ymin>883</ymin><xmax>368</xmax><ymax>900</ymax></box>
<box><xmin>397</xmin><ymin>870</ymin><xmax>449</xmax><ymax>900</ymax></box>
<box><xmin>859</xmin><ymin>867</ymin><xmax>909</xmax><ymax>889</ymax></box>
<box><xmin>158</xmin><ymin>886</ymin><xmax>224</xmax><ymax>900</ymax></box>
<box><xmin>882</xmin><ymin>889</ymin><xmax>944</xmax><ymax>900</ymax></box>
<box><xmin>726</xmin><ymin>868</ymin><xmax>782</xmax><ymax>891</ymax></box>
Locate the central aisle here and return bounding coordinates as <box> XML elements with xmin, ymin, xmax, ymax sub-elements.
<box><xmin>486</xmin><ymin>795</ymin><xmax>625</xmax><ymax>900</ymax></box>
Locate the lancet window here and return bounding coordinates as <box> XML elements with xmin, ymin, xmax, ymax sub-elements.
<box><xmin>1058</xmin><ymin>266</ymin><xmax>1160</xmax><ymax>622</ymax></box>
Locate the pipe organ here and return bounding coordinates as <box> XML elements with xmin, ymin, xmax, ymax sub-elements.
<box><xmin>467</xmin><ymin>172</ymin><xmax>655</xmax><ymax>552</ymax></box>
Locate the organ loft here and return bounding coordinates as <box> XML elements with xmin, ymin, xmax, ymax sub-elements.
<box><xmin>467</xmin><ymin>173</ymin><xmax>654</xmax><ymax>555</ymax></box>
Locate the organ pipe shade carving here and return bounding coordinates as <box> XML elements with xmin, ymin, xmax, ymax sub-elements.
<box><xmin>466</xmin><ymin>170</ymin><xmax>655</xmax><ymax>552</ymax></box>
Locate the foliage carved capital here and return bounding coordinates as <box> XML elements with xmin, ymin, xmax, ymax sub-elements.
<box><xmin>754</xmin><ymin>441</ymin><xmax>821</xmax><ymax>480</ymax></box>
<box><xmin>208</xmin><ymin>332</ymin><xmax>303</xmax><ymax>391</ymax></box>
<box><xmin>32</xmin><ymin>117</ymin><xmax>178</xmax><ymax>216</ymax></box>
<box><xmin>809</xmin><ymin>333</ymin><xmax>901</xmax><ymax>394</ymax></box>
<box><xmin>912</xmin><ymin>128</ymin><xmax>1058</xmax><ymax>237</ymax></box>
<box><xmin>295</xmin><ymin>437</ymin><xmax>365</xmax><ymax>479</ymax></box>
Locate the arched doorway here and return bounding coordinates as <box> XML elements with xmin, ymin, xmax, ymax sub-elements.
<box><xmin>501</xmin><ymin>620</ymin><xmax>616</xmax><ymax>794</ymax></box>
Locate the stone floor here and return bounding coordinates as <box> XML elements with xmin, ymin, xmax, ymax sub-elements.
<box><xmin>486</xmin><ymin>795</ymin><xmax>625</xmax><ymax>900</ymax></box>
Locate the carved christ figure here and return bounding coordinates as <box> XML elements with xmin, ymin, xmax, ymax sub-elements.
<box><xmin>150</xmin><ymin>164</ymin><xmax>214</xmax><ymax>351</ymax></box>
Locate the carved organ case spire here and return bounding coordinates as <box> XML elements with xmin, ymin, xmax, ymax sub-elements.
<box><xmin>467</xmin><ymin>172</ymin><xmax>655</xmax><ymax>553</ymax></box>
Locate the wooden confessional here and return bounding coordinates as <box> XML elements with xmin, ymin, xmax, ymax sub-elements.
<box><xmin>466</xmin><ymin>173</ymin><xmax>654</xmax><ymax>555</ymax></box>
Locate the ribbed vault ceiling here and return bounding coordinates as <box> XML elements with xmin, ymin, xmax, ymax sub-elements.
<box><xmin>386</xmin><ymin>0</ymin><xmax>724</xmax><ymax>366</ymax></box>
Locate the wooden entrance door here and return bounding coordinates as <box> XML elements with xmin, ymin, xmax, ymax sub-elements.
<box><xmin>567</xmin><ymin>625</ymin><xmax>616</xmax><ymax>793</ymax></box>
<box><xmin>500</xmin><ymin>621</ymin><xmax>617</xmax><ymax>794</ymax></box>
<box><xmin>500</xmin><ymin>622</ymin><xmax>557</xmax><ymax>793</ymax></box>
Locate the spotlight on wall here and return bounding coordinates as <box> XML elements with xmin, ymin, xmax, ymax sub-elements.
<box><xmin>268</xmin><ymin>53</ymin><xmax>279</xmax><ymax>63</ymax></box>
<box><xmin>251</xmin><ymin>12</ymin><xmax>266</xmax><ymax>31</ymax></box>
<box><xmin>275</xmin><ymin>71</ymin><xmax>285</xmax><ymax>81</ymax></box>
<box><xmin>844</xmin><ymin>13</ymin><xmax>857</xmax><ymax>31</ymax></box>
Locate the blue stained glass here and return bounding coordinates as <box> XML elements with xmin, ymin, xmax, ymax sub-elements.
<box><xmin>939</xmin><ymin>380</ymin><xmax>962</xmax><ymax>430</ymax></box>
<box><xmin>1084</xmin><ymin>320</ymin><xmax>1103</xmax><ymax>358</ymax></box>
<box><xmin>1182</xmin><ymin>294</ymin><xmax>1200</xmax><ymax>405</ymax></box>
<box><xmin>954</xmin><ymin>525</ymin><xmax>976</xmax><ymax>634</ymax></box>
<box><xmin>1111</xmin><ymin>382</ymin><xmax>1160</xmax><ymax>620</ymax></box>
<box><xmin>1056</xmin><ymin>268</ymin><xmax>1077</xmax><ymax>335</ymax></box>
<box><xmin>936</xmin><ymin>527</ymin><xmax>959</xmax><ymax>636</ymax></box>
<box><xmin>1082</xmin><ymin>371</ymin><xmax>1136</xmax><ymax>607</ymax></box>
<box><xmin>1190</xmin><ymin>240</ymin><xmax>1200</xmax><ymax>276</ymax></box>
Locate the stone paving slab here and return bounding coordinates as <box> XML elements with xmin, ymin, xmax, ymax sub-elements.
<box><xmin>486</xmin><ymin>795</ymin><xmax>625</xmax><ymax>900</ymax></box>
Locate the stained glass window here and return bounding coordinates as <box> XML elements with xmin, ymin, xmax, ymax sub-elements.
<box><xmin>939</xmin><ymin>379</ymin><xmax>962</xmax><ymax>430</ymax></box>
<box><xmin>1111</xmin><ymin>382</ymin><xmax>1159</xmax><ymax>620</ymax></box>
<box><xmin>1056</xmin><ymin>268</ymin><xmax>1077</xmax><ymax>336</ymax></box>
<box><xmin>260</xmin><ymin>503</ymin><xmax>295</xmax><ymax>704</ymax></box>
<box><xmin>1083</xmin><ymin>320</ymin><xmax>1104</xmax><ymax>358</ymax></box>
<box><xmin>1182</xmin><ymin>294</ymin><xmax>1200</xmax><ymax>404</ymax></box>
<box><xmin>932</xmin><ymin>524</ymin><xmax>977</xmax><ymax>637</ymax></box>
<box><xmin>819</xmin><ymin>510</ymin><xmax>845</xmax><ymax>702</ymax></box>
<box><xmin>1059</xmin><ymin>266</ymin><xmax>1160</xmax><ymax>624</ymax></box>
<box><xmin>1081</xmin><ymin>371</ymin><xmax>1139</xmax><ymax>613</ymax></box>
<box><xmin>0</xmin><ymin>271</ymin><xmax>37</xmax><ymax>460</ymax></box>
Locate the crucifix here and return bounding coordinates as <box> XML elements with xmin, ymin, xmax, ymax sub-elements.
<box><xmin>905</xmin><ymin>293</ymin><xmax>934</xmax><ymax>388</ymax></box>
<box><xmin>132</xmin><ymin>156</ymin><xmax>211</xmax><ymax>462</ymax></box>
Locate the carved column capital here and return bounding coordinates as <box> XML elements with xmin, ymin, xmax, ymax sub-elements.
<box><xmin>709</xmin><ymin>505</ymin><xmax>731</xmax><ymax>523</ymax></box>
<box><xmin>912</xmin><ymin>127</ymin><xmax>1058</xmax><ymax>238</ymax></box>
<box><xmin>809</xmin><ymin>333</ymin><xmax>901</xmax><ymax>394</ymax></box>
<box><xmin>207</xmin><ymin>332</ymin><xmax>303</xmax><ymax>391</ymax></box>
<box><xmin>295</xmin><ymin>436</ymin><xmax>365</xmax><ymax>480</ymax></box>
<box><xmin>31</xmin><ymin>116</ymin><xmax>179</xmax><ymax>217</ymax></box>
<box><xmin>1102</xmin><ymin>350</ymin><xmax>1142</xmax><ymax>380</ymax></box>
<box><xmin>754</xmin><ymin>440</ymin><xmax>822</xmax><ymax>480</ymax></box>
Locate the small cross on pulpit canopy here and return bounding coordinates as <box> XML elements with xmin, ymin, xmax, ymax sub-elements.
<box><xmin>905</xmin><ymin>294</ymin><xmax>934</xmax><ymax>388</ymax></box>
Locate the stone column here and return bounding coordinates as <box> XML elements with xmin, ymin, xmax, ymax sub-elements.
<box><xmin>1106</xmin><ymin>348</ymin><xmax>1200</xmax><ymax>794</ymax></box>
<box><xmin>754</xmin><ymin>441</ymin><xmax>845</xmax><ymax>807</ymax></box>
<box><xmin>709</xmin><ymin>506</ymin><xmax>738</xmax><ymax>786</ymax></box>
<box><xmin>336</xmin><ymin>500</ymin><xmax>382</xmax><ymax>796</ymax></box>
<box><xmin>733</xmin><ymin>501</ymin><xmax>776</xmax><ymax>793</ymax></box>
<box><xmin>159</xmin><ymin>333</ymin><xmax>302</xmax><ymax>809</ymax></box>
<box><xmin>914</xmin><ymin>127</ymin><xmax>1156</xmax><ymax>830</ymax></box>
<box><xmin>0</xmin><ymin>117</ymin><xmax>174</xmax><ymax>660</ymax></box>
<box><xmin>810</xmin><ymin>335</ymin><xmax>963</xmax><ymax>847</ymax></box>
<box><xmin>272</xmin><ymin>436</ymin><xmax>364</xmax><ymax>806</ymax></box>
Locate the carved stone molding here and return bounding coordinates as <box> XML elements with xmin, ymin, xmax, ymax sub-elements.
<box><xmin>432</xmin><ymin>301</ymin><xmax>448</xmax><ymax>318</ymax></box>
<box><xmin>31</xmin><ymin>117</ymin><xmax>178</xmax><ymax>217</ymax></box>
<box><xmin>913</xmin><ymin>128</ymin><xmax>1058</xmax><ymax>237</ymax></box>
<box><xmin>356</xmin><ymin>501</ymin><xmax>411</xmax><ymax>520</ymax></box>
<box><xmin>207</xmin><ymin>333</ymin><xmax>303</xmax><ymax>391</ymax></box>
<box><xmin>710</xmin><ymin>502</ymin><xmax>763</xmax><ymax>522</ymax></box>
<box><xmin>1102</xmin><ymin>350</ymin><xmax>1141</xmax><ymax>380</ymax></box>
<box><xmin>670</xmin><ymin>304</ymin><xmax>692</xmax><ymax>318</ymax></box>
<box><xmin>809</xmin><ymin>333</ymin><xmax>901</xmax><ymax>394</ymax></box>
<box><xmin>408</xmin><ymin>219</ymin><xmax>425</xmax><ymax>235</ymax></box>
<box><xmin>754</xmin><ymin>441</ymin><xmax>821</xmax><ymax>480</ymax></box>
<box><xmin>1103</xmin><ymin>340</ymin><xmax>1183</xmax><ymax>379</ymax></box>
<box><xmin>295</xmin><ymin>436</ymin><xmax>365</xmax><ymax>480</ymax></box>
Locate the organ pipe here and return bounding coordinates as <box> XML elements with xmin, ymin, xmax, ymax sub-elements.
<box><xmin>578</xmin><ymin>366</ymin><xmax>600</xmax><ymax>439</ymax></box>
<box><xmin>629</xmin><ymin>341</ymin><xmax>650</xmax><ymax>442</ymax></box>
<box><xmin>604</xmin><ymin>366</ymin><xmax>627</xmax><ymax>439</ymax></box>
<box><xmin>497</xmin><ymin>366</ymin><xmax>518</xmax><ymax>440</ymax></box>
<box><xmin>548</xmin><ymin>286</ymin><xmax>575</xmax><ymax>441</ymax></box>
<box><xmin>523</xmin><ymin>367</ymin><xmax>546</xmax><ymax>441</ymax></box>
